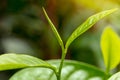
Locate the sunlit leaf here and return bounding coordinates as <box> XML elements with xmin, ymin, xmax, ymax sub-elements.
<box><xmin>108</xmin><ymin>71</ymin><xmax>120</xmax><ymax>80</ymax></box>
<box><xmin>42</xmin><ymin>7</ymin><xmax>64</xmax><ymax>50</ymax></box>
<box><xmin>10</xmin><ymin>60</ymin><xmax>107</xmax><ymax>80</ymax></box>
<box><xmin>65</xmin><ymin>8</ymin><xmax>117</xmax><ymax>50</ymax></box>
<box><xmin>0</xmin><ymin>53</ymin><xmax>56</xmax><ymax>71</ymax></box>
<box><xmin>101</xmin><ymin>27</ymin><xmax>120</xmax><ymax>70</ymax></box>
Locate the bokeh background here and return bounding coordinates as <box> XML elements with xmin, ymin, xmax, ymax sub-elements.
<box><xmin>0</xmin><ymin>0</ymin><xmax>120</xmax><ymax>80</ymax></box>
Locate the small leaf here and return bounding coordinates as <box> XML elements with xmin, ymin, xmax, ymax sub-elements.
<box><xmin>65</xmin><ymin>8</ymin><xmax>117</xmax><ymax>50</ymax></box>
<box><xmin>108</xmin><ymin>71</ymin><xmax>120</xmax><ymax>80</ymax></box>
<box><xmin>42</xmin><ymin>7</ymin><xmax>64</xmax><ymax>50</ymax></box>
<box><xmin>0</xmin><ymin>53</ymin><xmax>56</xmax><ymax>71</ymax></box>
<box><xmin>101</xmin><ymin>27</ymin><xmax>120</xmax><ymax>71</ymax></box>
<box><xmin>10</xmin><ymin>60</ymin><xmax>107</xmax><ymax>80</ymax></box>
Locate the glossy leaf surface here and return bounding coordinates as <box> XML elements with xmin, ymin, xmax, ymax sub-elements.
<box><xmin>0</xmin><ymin>53</ymin><xmax>55</xmax><ymax>71</ymax></box>
<box><xmin>65</xmin><ymin>8</ymin><xmax>117</xmax><ymax>49</ymax></box>
<box><xmin>108</xmin><ymin>71</ymin><xmax>120</xmax><ymax>80</ymax></box>
<box><xmin>101</xmin><ymin>27</ymin><xmax>120</xmax><ymax>70</ymax></box>
<box><xmin>10</xmin><ymin>60</ymin><xmax>106</xmax><ymax>80</ymax></box>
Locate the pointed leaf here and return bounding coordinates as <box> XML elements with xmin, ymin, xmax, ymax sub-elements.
<box><xmin>108</xmin><ymin>71</ymin><xmax>120</xmax><ymax>80</ymax></box>
<box><xmin>10</xmin><ymin>60</ymin><xmax>107</xmax><ymax>80</ymax></box>
<box><xmin>101</xmin><ymin>27</ymin><xmax>120</xmax><ymax>70</ymax></box>
<box><xmin>0</xmin><ymin>53</ymin><xmax>56</xmax><ymax>71</ymax></box>
<box><xmin>42</xmin><ymin>7</ymin><xmax>64</xmax><ymax>50</ymax></box>
<box><xmin>65</xmin><ymin>8</ymin><xmax>117</xmax><ymax>49</ymax></box>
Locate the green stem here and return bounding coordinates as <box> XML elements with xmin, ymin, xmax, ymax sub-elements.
<box><xmin>105</xmin><ymin>64</ymin><xmax>110</xmax><ymax>80</ymax></box>
<box><xmin>57</xmin><ymin>47</ymin><xmax>67</xmax><ymax>80</ymax></box>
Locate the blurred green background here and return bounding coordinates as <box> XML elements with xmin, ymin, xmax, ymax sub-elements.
<box><xmin>0</xmin><ymin>0</ymin><xmax>120</xmax><ymax>80</ymax></box>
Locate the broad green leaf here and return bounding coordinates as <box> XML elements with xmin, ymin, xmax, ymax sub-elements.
<box><xmin>65</xmin><ymin>8</ymin><xmax>117</xmax><ymax>50</ymax></box>
<box><xmin>101</xmin><ymin>27</ymin><xmax>120</xmax><ymax>70</ymax></box>
<box><xmin>0</xmin><ymin>53</ymin><xmax>56</xmax><ymax>71</ymax></box>
<box><xmin>10</xmin><ymin>60</ymin><xmax>107</xmax><ymax>80</ymax></box>
<box><xmin>42</xmin><ymin>7</ymin><xmax>64</xmax><ymax>50</ymax></box>
<box><xmin>108</xmin><ymin>71</ymin><xmax>120</xmax><ymax>80</ymax></box>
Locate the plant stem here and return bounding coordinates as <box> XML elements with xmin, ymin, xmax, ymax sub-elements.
<box><xmin>105</xmin><ymin>66</ymin><xmax>110</xmax><ymax>80</ymax></box>
<box><xmin>104</xmin><ymin>55</ymin><xmax>110</xmax><ymax>80</ymax></box>
<box><xmin>57</xmin><ymin>47</ymin><xmax>67</xmax><ymax>80</ymax></box>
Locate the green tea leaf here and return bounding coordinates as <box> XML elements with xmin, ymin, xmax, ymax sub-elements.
<box><xmin>0</xmin><ymin>53</ymin><xmax>56</xmax><ymax>71</ymax></box>
<box><xmin>108</xmin><ymin>71</ymin><xmax>120</xmax><ymax>80</ymax></box>
<box><xmin>10</xmin><ymin>60</ymin><xmax>107</xmax><ymax>80</ymax></box>
<box><xmin>65</xmin><ymin>8</ymin><xmax>117</xmax><ymax>50</ymax></box>
<box><xmin>42</xmin><ymin>7</ymin><xmax>64</xmax><ymax>50</ymax></box>
<box><xmin>101</xmin><ymin>27</ymin><xmax>120</xmax><ymax>71</ymax></box>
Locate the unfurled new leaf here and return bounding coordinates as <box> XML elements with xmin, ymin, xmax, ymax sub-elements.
<box><xmin>42</xmin><ymin>7</ymin><xmax>64</xmax><ymax>50</ymax></box>
<box><xmin>65</xmin><ymin>8</ymin><xmax>117</xmax><ymax>50</ymax></box>
<box><xmin>101</xmin><ymin>27</ymin><xmax>120</xmax><ymax>70</ymax></box>
<box><xmin>0</xmin><ymin>53</ymin><xmax>56</xmax><ymax>71</ymax></box>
